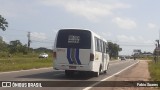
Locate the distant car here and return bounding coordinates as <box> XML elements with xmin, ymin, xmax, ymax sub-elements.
<box><xmin>121</xmin><ymin>57</ymin><xmax>126</xmax><ymax>60</ymax></box>
<box><xmin>39</xmin><ymin>53</ymin><xmax>48</xmax><ymax>58</ymax></box>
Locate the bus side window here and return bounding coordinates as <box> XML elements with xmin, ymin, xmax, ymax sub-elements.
<box><xmin>97</xmin><ymin>39</ymin><xmax>100</xmax><ymax>52</ymax></box>
<box><xmin>101</xmin><ymin>40</ymin><xmax>103</xmax><ymax>53</ymax></box>
<box><xmin>105</xmin><ymin>43</ymin><xmax>107</xmax><ymax>53</ymax></box>
<box><xmin>99</xmin><ymin>40</ymin><xmax>102</xmax><ymax>52</ymax></box>
<box><xmin>103</xmin><ymin>42</ymin><xmax>106</xmax><ymax>53</ymax></box>
<box><xmin>99</xmin><ymin>40</ymin><xmax>101</xmax><ymax>52</ymax></box>
<box><xmin>106</xmin><ymin>43</ymin><xmax>109</xmax><ymax>53</ymax></box>
<box><xmin>95</xmin><ymin>37</ymin><xmax>99</xmax><ymax>52</ymax></box>
<box><xmin>94</xmin><ymin>37</ymin><xmax>98</xmax><ymax>51</ymax></box>
<box><xmin>101</xmin><ymin>40</ymin><xmax>103</xmax><ymax>52</ymax></box>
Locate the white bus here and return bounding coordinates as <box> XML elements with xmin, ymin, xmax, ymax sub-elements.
<box><xmin>53</xmin><ymin>29</ymin><xmax>110</xmax><ymax>77</ymax></box>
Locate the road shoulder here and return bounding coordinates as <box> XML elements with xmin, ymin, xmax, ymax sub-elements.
<box><xmin>91</xmin><ymin>60</ymin><xmax>158</xmax><ymax>90</ymax></box>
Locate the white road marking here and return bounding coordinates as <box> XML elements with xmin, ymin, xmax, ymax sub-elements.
<box><xmin>109</xmin><ymin>60</ymin><xmax>120</xmax><ymax>62</ymax></box>
<box><xmin>83</xmin><ymin>60</ymin><xmax>139</xmax><ymax>90</ymax></box>
<box><xmin>109</xmin><ymin>60</ymin><xmax>130</xmax><ymax>66</ymax></box>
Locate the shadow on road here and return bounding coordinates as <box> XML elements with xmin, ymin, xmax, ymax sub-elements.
<box><xmin>16</xmin><ymin>71</ymin><xmax>93</xmax><ymax>80</ymax></box>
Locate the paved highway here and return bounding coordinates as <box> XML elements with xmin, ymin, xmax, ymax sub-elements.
<box><xmin>0</xmin><ymin>60</ymin><xmax>138</xmax><ymax>90</ymax></box>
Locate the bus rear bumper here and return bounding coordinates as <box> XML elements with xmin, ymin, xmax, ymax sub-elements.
<box><xmin>54</xmin><ymin>64</ymin><xmax>94</xmax><ymax>71</ymax></box>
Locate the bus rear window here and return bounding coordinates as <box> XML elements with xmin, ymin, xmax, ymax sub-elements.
<box><xmin>56</xmin><ymin>29</ymin><xmax>91</xmax><ymax>49</ymax></box>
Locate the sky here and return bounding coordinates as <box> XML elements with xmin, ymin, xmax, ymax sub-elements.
<box><xmin>0</xmin><ymin>0</ymin><xmax>159</xmax><ymax>55</ymax></box>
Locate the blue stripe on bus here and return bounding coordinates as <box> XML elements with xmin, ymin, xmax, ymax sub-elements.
<box><xmin>67</xmin><ymin>48</ymin><xmax>73</xmax><ymax>64</ymax></box>
<box><xmin>76</xmin><ymin>48</ymin><xmax>81</xmax><ymax>65</ymax></box>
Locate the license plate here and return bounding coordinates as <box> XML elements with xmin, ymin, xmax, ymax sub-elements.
<box><xmin>69</xmin><ymin>66</ymin><xmax>76</xmax><ymax>69</ymax></box>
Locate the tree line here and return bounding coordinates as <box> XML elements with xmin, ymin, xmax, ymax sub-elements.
<box><xmin>0</xmin><ymin>39</ymin><xmax>28</xmax><ymax>55</ymax></box>
<box><xmin>0</xmin><ymin>38</ymin><xmax>52</xmax><ymax>57</ymax></box>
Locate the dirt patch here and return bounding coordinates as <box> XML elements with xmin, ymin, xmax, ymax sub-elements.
<box><xmin>90</xmin><ymin>60</ymin><xmax>159</xmax><ymax>90</ymax></box>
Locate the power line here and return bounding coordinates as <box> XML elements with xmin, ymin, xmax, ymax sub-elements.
<box><xmin>27</xmin><ymin>32</ymin><xmax>31</xmax><ymax>50</ymax></box>
<box><xmin>119</xmin><ymin>44</ymin><xmax>154</xmax><ymax>47</ymax></box>
<box><xmin>31</xmin><ymin>40</ymin><xmax>54</xmax><ymax>43</ymax></box>
<box><xmin>8</xmin><ymin>28</ymin><xmax>28</xmax><ymax>32</ymax></box>
<box><xmin>110</xmin><ymin>40</ymin><xmax>155</xmax><ymax>44</ymax></box>
<box><xmin>30</xmin><ymin>37</ymin><xmax>54</xmax><ymax>42</ymax></box>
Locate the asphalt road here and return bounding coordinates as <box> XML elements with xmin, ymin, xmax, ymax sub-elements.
<box><xmin>0</xmin><ymin>59</ymin><xmax>138</xmax><ymax>90</ymax></box>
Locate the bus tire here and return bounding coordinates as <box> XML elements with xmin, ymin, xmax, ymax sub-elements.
<box><xmin>93</xmin><ymin>66</ymin><xmax>101</xmax><ymax>77</ymax></box>
<box><xmin>104</xmin><ymin>63</ymin><xmax>109</xmax><ymax>74</ymax></box>
<box><xmin>94</xmin><ymin>71</ymin><xmax>99</xmax><ymax>77</ymax></box>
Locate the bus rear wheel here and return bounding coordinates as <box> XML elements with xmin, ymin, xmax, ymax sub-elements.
<box><xmin>93</xmin><ymin>66</ymin><xmax>101</xmax><ymax>77</ymax></box>
<box><xmin>104</xmin><ymin>63</ymin><xmax>109</xmax><ymax>74</ymax></box>
<box><xmin>94</xmin><ymin>71</ymin><xmax>99</xmax><ymax>77</ymax></box>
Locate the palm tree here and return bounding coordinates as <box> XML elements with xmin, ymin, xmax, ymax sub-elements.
<box><xmin>0</xmin><ymin>15</ymin><xmax>8</xmax><ymax>31</ymax></box>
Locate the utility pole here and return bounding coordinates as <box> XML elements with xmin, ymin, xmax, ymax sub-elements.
<box><xmin>156</xmin><ymin>40</ymin><xmax>159</xmax><ymax>47</ymax></box>
<box><xmin>27</xmin><ymin>32</ymin><xmax>31</xmax><ymax>50</ymax></box>
<box><xmin>159</xmin><ymin>29</ymin><xmax>160</xmax><ymax>44</ymax></box>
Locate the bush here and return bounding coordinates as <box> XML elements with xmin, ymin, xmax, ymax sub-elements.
<box><xmin>148</xmin><ymin>61</ymin><xmax>160</xmax><ymax>81</ymax></box>
<box><xmin>0</xmin><ymin>52</ymin><xmax>8</xmax><ymax>58</ymax></box>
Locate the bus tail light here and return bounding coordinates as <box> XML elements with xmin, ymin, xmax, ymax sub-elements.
<box><xmin>53</xmin><ymin>52</ymin><xmax>56</xmax><ymax>59</ymax></box>
<box><xmin>90</xmin><ymin>53</ymin><xmax>94</xmax><ymax>61</ymax></box>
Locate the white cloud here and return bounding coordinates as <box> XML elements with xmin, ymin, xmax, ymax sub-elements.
<box><xmin>145</xmin><ymin>40</ymin><xmax>153</xmax><ymax>44</ymax></box>
<box><xmin>137</xmin><ymin>36</ymin><xmax>154</xmax><ymax>44</ymax></box>
<box><xmin>1</xmin><ymin>36</ymin><xmax>9</xmax><ymax>44</ymax></box>
<box><xmin>0</xmin><ymin>1</ymin><xmax>39</xmax><ymax>18</ymax></box>
<box><xmin>117</xmin><ymin>35</ymin><xmax>154</xmax><ymax>44</ymax></box>
<box><xmin>0</xmin><ymin>9</ymin><xmax>16</xmax><ymax>18</ymax></box>
<box><xmin>138</xmin><ymin>36</ymin><xmax>143</xmax><ymax>41</ymax></box>
<box><xmin>148</xmin><ymin>23</ymin><xmax>157</xmax><ymax>29</ymax></box>
<box><xmin>117</xmin><ymin>35</ymin><xmax>136</xmax><ymax>42</ymax></box>
<box><xmin>112</xmin><ymin>17</ymin><xmax>137</xmax><ymax>30</ymax></box>
<box><xmin>31</xmin><ymin>32</ymin><xmax>47</xmax><ymax>40</ymax></box>
<box><xmin>101</xmin><ymin>32</ymin><xmax>112</xmax><ymax>38</ymax></box>
<box><xmin>40</xmin><ymin>0</ymin><xmax>130</xmax><ymax>22</ymax></box>
<box><xmin>53</xmin><ymin>30</ymin><xmax>58</xmax><ymax>33</ymax></box>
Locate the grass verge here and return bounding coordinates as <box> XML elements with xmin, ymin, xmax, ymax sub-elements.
<box><xmin>148</xmin><ymin>61</ymin><xmax>160</xmax><ymax>81</ymax></box>
<box><xmin>0</xmin><ymin>57</ymin><xmax>53</xmax><ymax>72</ymax></box>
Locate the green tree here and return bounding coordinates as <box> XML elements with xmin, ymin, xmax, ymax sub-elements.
<box><xmin>0</xmin><ymin>37</ymin><xmax>8</xmax><ymax>52</ymax></box>
<box><xmin>19</xmin><ymin>44</ymin><xmax>28</xmax><ymax>54</ymax></box>
<box><xmin>9</xmin><ymin>40</ymin><xmax>21</xmax><ymax>54</ymax></box>
<box><xmin>108</xmin><ymin>42</ymin><xmax>122</xmax><ymax>59</ymax></box>
<box><xmin>0</xmin><ymin>15</ymin><xmax>8</xmax><ymax>31</ymax></box>
<box><xmin>9</xmin><ymin>40</ymin><xmax>28</xmax><ymax>54</ymax></box>
<box><xmin>34</xmin><ymin>47</ymin><xmax>52</xmax><ymax>53</ymax></box>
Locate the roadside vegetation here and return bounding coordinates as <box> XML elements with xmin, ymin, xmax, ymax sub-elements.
<box><xmin>0</xmin><ymin>53</ymin><xmax>53</xmax><ymax>72</ymax></box>
<box><xmin>0</xmin><ymin>38</ymin><xmax>53</xmax><ymax>72</ymax></box>
<box><xmin>138</xmin><ymin>56</ymin><xmax>153</xmax><ymax>60</ymax></box>
<box><xmin>148</xmin><ymin>61</ymin><xmax>160</xmax><ymax>81</ymax></box>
